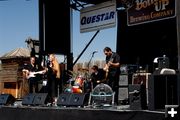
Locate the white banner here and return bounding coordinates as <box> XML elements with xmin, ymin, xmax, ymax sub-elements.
<box><xmin>80</xmin><ymin>0</ymin><xmax>116</xmax><ymax>33</ymax></box>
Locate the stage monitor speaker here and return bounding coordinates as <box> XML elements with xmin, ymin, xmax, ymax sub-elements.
<box><xmin>129</xmin><ymin>84</ymin><xmax>147</xmax><ymax>110</ymax></box>
<box><xmin>148</xmin><ymin>74</ymin><xmax>180</xmax><ymax>111</ymax></box>
<box><xmin>57</xmin><ymin>93</ymin><xmax>88</xmax><ymax>107</ymax></box>
<box><xmin>0</xmin><ymin>94</ymin><xmax>15</xmax><ymax>105</ymax></box>
<box><xmin>22</xmin><ymin>93</ymin><xmax>36</xmax><ymax>105</ymax></box>
<box><xmin>57</xmin><ymin>93</ymin><xmax>72</xmax><ymax>106</ymax></box>
<box><xmin>69</xmin><ymin>93</ymin><xmax>88</xmax><ymax>106</ymax></box>
<box><xmin>33</xmin><ymin>93</ymin><xmax>48</xmax><ymax>106</ymax></box>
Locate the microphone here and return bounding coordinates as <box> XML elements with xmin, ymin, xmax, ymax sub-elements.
<box><xmin>92</xmin><ymin>51</ymin><xmax>98</xmax><ymax>54</ymax></box>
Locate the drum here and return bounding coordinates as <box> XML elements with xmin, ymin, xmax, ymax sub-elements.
<box><xmin>72</xmin><ymin>86</ymin><xmax>82</xmax><ymax>93</ymax></box>
<box><xmin>64</xmin><ymin>86</ymin><xmax>73</xmax><ymax>93</ymax></box>
<box><xmin>74</xmin><ymin>75</ymin><xmax>84</xmax><ymax>87</ymax></box>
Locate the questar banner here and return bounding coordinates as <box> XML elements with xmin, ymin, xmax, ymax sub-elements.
<box><xmin>80</xmin><ymin>0</ymin><xmax>116</xmax><ymax>33</ymax></box>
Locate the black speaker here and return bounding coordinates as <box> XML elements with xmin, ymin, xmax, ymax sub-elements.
<box><xmin>129</xmin><ymin>84</ymin><xmax>147</xmax><ymax>110</ymax></box>
<box><xmin>0</xmin><ymin>94</ymin><xmax>15</xmax><ymax>105</ymax></box>
<box><xmin>33</xmin><ymin>93</ymin><xmax>48</xmax><ymax>105</ymax></box>
<box><xmin>22</xmin><ymin>93</ymin><xmax>36</xmax><ymax>105</ymax></box>
<box><xmin>57</xmin><ymin>93</ymin><xmax>88</xmax><ymax>107</ymax></box>
<box><xmin>69</xmin><ymin>93</ymin><xmax>88</xmax><ymax>106</ymax></box>
<box><xmin>57</xmin><ymin>93</ymin><xmax>71</xmax><ymax>106</ymax></box>
<box><xmin>148</xmin><ymin>74</ymin><xmax>180</xmax><ymax>110</ymax></box>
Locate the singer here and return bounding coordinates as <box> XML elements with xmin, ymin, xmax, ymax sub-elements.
<box><xmin>46</xmin><ymin>54</ymin><xmax>61</xmax><ymax>104</ymax></box>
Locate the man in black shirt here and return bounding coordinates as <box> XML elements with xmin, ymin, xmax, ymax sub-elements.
<box><xmin>90</xmin><ymin>65</ymin><xmax>106</xmax><ymax>88</ymax></box>
<box><xmin>23</xmin><ymin>56</ymin><xmax>39</xmax><ymax>93</ymax></box>
<box><xmin>103</xmin><ymin>47</ymin><xmax>120</xmax><ymax>105</ymax></box>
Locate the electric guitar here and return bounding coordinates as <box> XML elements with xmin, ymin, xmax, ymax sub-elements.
<box><xmin>22</xmin><ymin>69</ymin><xmax>46</xmax><ymax>79</ymax></box>
<box><xmin>102</xmin><ymin>58</ymin><xmax>114</xmax><ymax>82</ymax></box>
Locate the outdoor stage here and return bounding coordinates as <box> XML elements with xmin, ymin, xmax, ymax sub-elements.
<box><xmin>0</xmin><ymin>104</ymin><xmax>165</xmax><ymax>120</ymax></box>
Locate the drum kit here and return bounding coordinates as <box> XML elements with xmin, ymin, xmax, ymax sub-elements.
<box><xmin>64</xmin><ymin>68</ymin><xmax>91</xmax><ymax>94</ymax></box>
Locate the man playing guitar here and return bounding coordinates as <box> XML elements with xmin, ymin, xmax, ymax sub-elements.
<box><xmin>22</xmin><ymin>69</ymin><xmax>45</xmax><ymax>79</ymax></box>
<box><xmin>103</xmin><ymin>47</ymin><xmax>120</xmax><ymax>105</ymax></box>
<box><xmin>22</xmin><ymin>56</ymin><xmax>45</xmax><ymax>93</ymax></box>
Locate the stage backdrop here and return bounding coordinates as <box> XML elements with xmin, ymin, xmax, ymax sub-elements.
<box><xmin>116</xmin><ymin>10</ymin><xmax>177</xmax><ymax>73</ymax></box>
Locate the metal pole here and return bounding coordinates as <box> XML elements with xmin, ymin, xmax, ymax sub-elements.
<box><xmin>73</xmin><ymin>30</ymin><xmax>100</xmax><ymax>66</ymax></box>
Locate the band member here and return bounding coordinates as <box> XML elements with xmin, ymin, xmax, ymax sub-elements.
<box><xmin>103</xmin><ymin>47</ymin><xmax>120</xmax><ymax>105</ymax></box>
<box><xmin>90</xmin><ymin>65</ymin><xmax>106</xmax><ymax>88</ymax></box>
<box><xmin>46</xmin><ymin>54</ymin><xmax>61</xmax><ymax>103</ymax></box>
<box><xmin>22</xmin><ymin>56</ymin><xmax>41</xmax><ymax>93</ymax></box>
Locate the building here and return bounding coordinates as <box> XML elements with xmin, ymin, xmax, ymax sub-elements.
<box><xmin>0</xmin><ymin>48</ymin><xmax>30</xmax><ymax>99</ymax></box>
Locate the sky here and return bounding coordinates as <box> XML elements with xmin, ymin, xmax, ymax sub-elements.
<box><xmin>0</xmin><ymin>0</ymin><xmax>117</xmax><ymax>63</ymax></box>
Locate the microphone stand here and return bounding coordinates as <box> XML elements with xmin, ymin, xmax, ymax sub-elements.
<box><xmin>87</xmin><ymin>52</ymin><xmax>96</xmax><ymax>71</ymax></box>
<box><xmin>87</xmin><ymin>52</ymin><xmax>96</xmax><ymax>93</ymax></box>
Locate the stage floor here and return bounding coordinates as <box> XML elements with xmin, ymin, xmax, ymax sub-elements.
<box><xmin>0</xmin><ymin>104</ymin><xmax>165</xmax><ymax>120</ymax></box>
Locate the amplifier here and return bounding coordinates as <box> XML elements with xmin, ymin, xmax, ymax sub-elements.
<box><xmin>132</xmin><ymin>73</ymin><xmax>151</xmax><ymax>89</ymax></box>
<box><xmin>119</xmin><ymin>75</ymin><xmax>128</xmax><ymax>86</ymax></box>
<box><xmin>132</xmin><ymin>73</ymin><xmax>151</xmax><ymax>105</ymax></box>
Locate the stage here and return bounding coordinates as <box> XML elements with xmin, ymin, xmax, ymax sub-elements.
<box><xmin>0</xmin><ymin>104</ymin><xmax>165</xmax><ymax>120</ymax></box>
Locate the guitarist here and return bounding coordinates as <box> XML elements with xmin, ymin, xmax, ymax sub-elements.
<box><xmin>22</xmin><ymin>56</ymin><xmax>42</xmax><ymax>93</ymax></box>
<box><xmin>103</xmin><ymin>47</ymin><xmax>120</xmax><ymax>105</ymax></box>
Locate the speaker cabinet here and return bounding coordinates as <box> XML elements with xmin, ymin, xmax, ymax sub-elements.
<box><xmin>33</xmin><ymin>93</ymin><xmax>48</xmax><ymax>106</ymax></box>
<box><xmin>22</xmin><ymin>93</ymin><xmax>48</xmax><ymax>106</ymax></box>
<box><xmin>57</xmin><ymin>93</ymin><xmax>71</xmax><ymax>106</ymax></box>
<box><xmin>0</xmin><ymin>94</ymin><xmax>15</xmax><ymax>105</ymax></box>
<box><xmin>118</xmin><ymin>87</ymin><xmax>129</xmax><ymax>105</ymax></box>
<box><xmin>22</xmin><ymin>93</ymin><xmax>36</xmax><ymax>105</ymax></box>
<box><xmin>57</xmin><ymin>93</ymin><xmax>88</xmax><ymax>107</ymax></box>
<box><xmin>129</xmin><ymin>84</ymin><xmax>147</xmax><ymax>110</ymax></box>
<box><xmin>148</xmin><ymin>74</ymin><xmax>180</xmax><ymax>110</ymax></box>
<box><xmin>69</xmin><ymin>93</ymin><xmax>88</xmax><ymax>106</ymax></box>
<box><xmin>119</xmin><ymin>75</ymin><xmax>128</xmax><ymax>86</ymax></box>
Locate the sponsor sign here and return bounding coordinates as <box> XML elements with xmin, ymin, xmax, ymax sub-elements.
<box><xmin>127</xmin><ymin>0</ymin><xmax>176</xmax><ymax>26</ymax></box>
<box><xmin>80</xmin><ymin>0</ymin><xmax>116</xmax><ymax>33</ymax></box>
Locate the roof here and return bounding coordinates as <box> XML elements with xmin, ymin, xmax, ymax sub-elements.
<box><xmin>0</xmin><ymin>48</ymin><xmax>30</xmax><ymax>60</ymax></box>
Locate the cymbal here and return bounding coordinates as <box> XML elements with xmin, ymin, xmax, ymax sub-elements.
<box><xmin>78</xmin><ymin>68</ymin><xmax>89</xmax><ymax>71</ymax></box>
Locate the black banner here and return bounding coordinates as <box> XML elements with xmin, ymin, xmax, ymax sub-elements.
<box><xmin>127</xmin><ymin>0</ymin><xmax>176</xmax><ymax>26</ymax></box>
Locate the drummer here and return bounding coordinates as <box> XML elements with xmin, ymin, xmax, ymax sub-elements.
<box><xmin>90</xmin><ymin>65</ymin><xmax>106</xmax><ymax>88</ymax></box>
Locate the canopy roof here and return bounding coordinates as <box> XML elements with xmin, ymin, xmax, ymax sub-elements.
<box><xmin>0</xmin><ymin>48</ymin><xmax>30</xmax><ymax>60</ymax></box>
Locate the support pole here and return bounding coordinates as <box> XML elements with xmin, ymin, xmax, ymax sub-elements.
<box><xmin>73</xmin><ymin>30</ymin><xmax>100</xmax><ymax>66</ymax></box>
